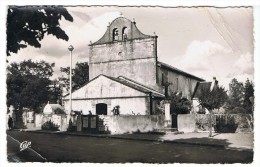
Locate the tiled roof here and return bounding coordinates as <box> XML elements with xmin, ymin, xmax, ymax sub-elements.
<box><xmin>107</xmin><ymin>75</ymin><xmax>165</xmax><ymax>98</ymax></box>
<box><xmin>192</xmin><ymin>82</ymin><xmax>212</xmax><ymax>99</ymax></box>
<box><xmin>157</xmin><ymin>61</ymin><xmax>205</xmax><ymax>81</ymax></box>
<box><xmin>64</xmin><ymin>74</ymin><xmax>165</xmax><ymax>98</ymax></box>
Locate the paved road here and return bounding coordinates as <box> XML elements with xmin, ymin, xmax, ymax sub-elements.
<box><xmin>7</xmin><ymin>131</ymin><xmax>253</xmax><ymax>163</ymax></box>
<box><xmin>7</xmin><ymin>134</ymin><xmax>46</xmax><ymax>162</ymax></box>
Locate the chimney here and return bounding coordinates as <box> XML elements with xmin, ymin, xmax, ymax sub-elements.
<box><xmin>210</xmin><ymin>77</ymin><xmax>218</xmax><ymax>91</ymax></box>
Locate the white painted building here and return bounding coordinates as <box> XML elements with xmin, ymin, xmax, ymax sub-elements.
<box><xmin>63</xmin><ymin>16</ymin><xmax>203</xmax><ymax>117</ymax></box>
<box><xmin>63</xmin><ymin>75</ymin><xmax>164</xmax><ymax>115</ymax></box>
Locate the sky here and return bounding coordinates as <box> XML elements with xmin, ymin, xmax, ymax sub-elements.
<box><xmin>6</xmin><ymin>6</ymin><xmax>254</xmax><ymax>89</ymax></box>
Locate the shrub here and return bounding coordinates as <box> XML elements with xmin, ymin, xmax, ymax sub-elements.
<box><xmin>195</xmin><ymin>114</ymin><xmax>216</xmax><ymax>131</ymax></box>
<box><xmin>41</xmin><ymin>120</ymin><xmax>59</xmax><ymax>131</ymax></box>
<box><xmin>230</xmin><ymin>107</ymin><xmax>247</xmax><ymax>114</ymax></box>
<box><xmin>215</xmin><ymin>115</ymin><xmax>238</xmax><ymax>133</ymax></box>
<box><xmin>54</xmin><ymin>108</ymin><xmax>65</xmax><ymax>114</ymax></box>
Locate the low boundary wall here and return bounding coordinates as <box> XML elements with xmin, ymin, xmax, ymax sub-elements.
<box><xmin>178</xmin><ymin>114</ymin><xmax>253</xmax><ymax>133</ymax></box>
<box><xmin>98</xmin><ymin>115</ymin><xmax>165</xmax><ymax>134</ymax></box>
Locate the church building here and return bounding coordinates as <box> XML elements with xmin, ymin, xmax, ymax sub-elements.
<box><xmin>63</xmin><ymin>17</ymin><xmax>204</xmax><ymax>116</ymax></box>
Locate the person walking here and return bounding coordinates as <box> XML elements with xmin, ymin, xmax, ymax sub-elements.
<box><xmin>8</xmin><ymin>115</ymin><xmax>13</xmax><ymax>130</ymax></box>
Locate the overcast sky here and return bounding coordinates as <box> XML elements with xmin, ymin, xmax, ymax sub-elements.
<box><xmin>6</xmin><ymin>6</ymin><xmax>254</xmax><ymax>88</ymax></box>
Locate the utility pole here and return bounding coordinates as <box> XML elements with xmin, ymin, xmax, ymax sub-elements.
<box><xmin>68</xmin><ymin>45</ymin><xmax>74</xmax><ymax>123</ymax></box>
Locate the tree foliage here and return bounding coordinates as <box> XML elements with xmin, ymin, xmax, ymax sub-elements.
<box><xmin>225</xmin><ymin>78</ymin><xmax>244</xmax><ymax>110</ymax></box>
<box><xmin>243</xmin><ymin>79</ymin><xmax>254</xmax><ymax>113</ymax></box>
<box><xmin>59</xmin><ymin>62</ymin><xmax>89</xmax><ymax>91</ymax></box>
<box><xmin>7</xmin><ymin>6</ymin><xmax>73</xmax><ymax>56</ymax></box>
<box><xmin>48</xmin><ymin>79</ymin><xmax>63</xmax><ymax>105</ymax></box>
<box><xmin>168</xmin><ymin>92</ymin><xmax>192</xmax><ymax>115</ymax></box>
<box><xmin>197</xmin><ymin>85</ymin><xmax>228</xmax><ymax>111</ymax></box>
<box><xmin>6</xmin><ymin>60</ymin><xmax>61</xmax><ymax>112</ymax></box>
<box><xmin>196</xmin><ymin>83</ymin><xmax>227</xmax><ymax>137</ymax></box>
<box><xmin>225</xmin><ymin>78</ymin><xmax>254</xmax><ymax>114</ymax></box>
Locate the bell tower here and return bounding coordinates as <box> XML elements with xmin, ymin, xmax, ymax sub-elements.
<box><xmin>89</xmin><ymin>17</ymin><xmax>158</xmax><ymax>89</ymax></box>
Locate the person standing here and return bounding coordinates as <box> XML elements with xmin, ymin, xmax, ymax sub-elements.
<box><xmin>8</xmin><ymin>115</ymin><xmax>13</xmax><ymax>130</ymax></box>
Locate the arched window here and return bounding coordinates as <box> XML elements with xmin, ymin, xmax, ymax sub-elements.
<box><xmin>122</xmin><ymin>27</ymin><xmax>128</xmax><ymax>40</ymax></box>
<box><xmin>96</xmin><ymin>103</ymin><xmax>107</xmax><ymax>115</ymax></box>
<box><xmin>112</xmin><ymin>28</ymin><xmax>119</xmax><ymax>41</ymax></box>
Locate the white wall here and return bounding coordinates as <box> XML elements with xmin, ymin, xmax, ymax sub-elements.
<box><xmin>63</xmin><ymin>75</ymin><xmax>150</xmax><ymax>115</ymax></box>
<box><xmin>64</xmin><ymin>75</ymin><xmax>146</xmax><ymax>100</ymax></box>
<box><xmin>64</xmin><ymin>97</ymin><xmax>148</xmax><ymax>115</ymax></box>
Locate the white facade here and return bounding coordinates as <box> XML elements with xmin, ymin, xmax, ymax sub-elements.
<box><xmin>43</xmin><ymin>103</ymin><xmax>64</xmax><ymax>114</ymax></box>
<box><xmin>63</xmin><ymin>75</ymin><xmax>160</xmax><ymax>115</ymax></box>
<box><xmin>64</xmin><ymin>97</ymin><xmax>148</xmax><ymax>115</ymax></box>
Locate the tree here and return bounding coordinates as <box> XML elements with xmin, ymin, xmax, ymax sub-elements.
<box><xmin>73</xmin><ymin>62</ymin><xmax>89</xmax><ymax>90</ymax></box>
<box><xmin>226</xmin><ymin>78</ymin><xmax>244</xmax><ymax>111</ymax></box>
<box><xmin>59</xmin><ymin>62</ymin><xmax>89</xmax><ymax>91</ymax></box>
<box><xmin>197</xmin><ymin>84</ymin><xmax>228</xmax><ymax>137</ymax></box>
<box><xmin>7</xmin><ymin>6</ymin><xmax>73</xmax><ymax>56</ymax></box>
<box><xmin>243</xmin><ymin>79</ymin><xmax>254</xmax><ymax>113</ymax></box>
<box><xmin>48</xmin><ymin>79</ymin><xmax>63</xmax><ymax>105</ymax></box>
<box><xmin>6</xmin><ymin>60</ymin><xmax>59</xmax><ymax>112</ymax></box>
<box><xmin>169</xmin><ymin>92</ymin><xmax>191</xmax><ymax>115</ymax></box>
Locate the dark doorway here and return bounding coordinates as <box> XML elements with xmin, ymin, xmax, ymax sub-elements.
<box><xmin>96</xmin><ymin>103</ymin><xmax>107</xmax><ymax>115</ymax></box>
<box><xmin>172</xmin><ymin>114</ymin><xmax>178</xmax><ymax>128</ymax></box>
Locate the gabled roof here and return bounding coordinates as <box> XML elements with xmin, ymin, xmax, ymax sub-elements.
<box><xmin>192</xmin><ymin>82</ymin><xmax>212</xmax><ymax>99</ymax></box>
<box><xmin>109</xmin><ymin>76</ymin><xmax>165</xmax><ymax>98</ymax></box>
<box><xmin>90</xmin><ymin>17</ymin><xmax>156</xmax><ymax>46</ymax></box>
<box><xmin>43</xmin><ymin>104</ymin><xmax>65</xmax><ymax>114</ymax></box>
<box><xmin>157</xmin><ymin>61</ymin><xmax>205</xmax><ymax>81</ymax></box>
<box><xmin>64</xmin><ymin>74</ymin><xmax>165</xmax><ymax>99</ymax></box>
<box><xmin>49</xmin><ymin>104</ymin><xmax>64</xmax><ymax>111</ymax></box>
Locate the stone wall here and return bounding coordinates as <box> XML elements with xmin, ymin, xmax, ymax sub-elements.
<box><xmin>89</xmin><ymin>17</ymin><xmax>158</xmax><ymax>89</ymax></box>
<box><xmin>41</xmin><ymin>114</ymin><xmax>67</xmax><ymax>131</ymax></box>
<box><xmin>98</xmin><ymin>115</ymin><xmax>164</xmax><ymax>134</ymax></box>
<box><xmin>177</xmin><ymin>114</ymin><xmax>196</xmax><ymax>133</ymax></box>
<box><xmin>157</xmin><ymin>67</ymin><xmax>200</xmax><ymax>100</ymax></box>
<box><xmin>35</xmin><ymin>114</ymin><xmax>43</xmax><ymax>128</ymax></box>
<box><xmin>89</xmin><ymin>38</ymin><xmax>157</xmax><ymax>89</ymax></box>
<box><xmin>194</xmin><ymin>114</ymin><xmax>254</xmax><ymax>133</ymax></box>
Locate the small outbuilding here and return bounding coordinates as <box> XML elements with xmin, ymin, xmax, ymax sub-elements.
<box><xmin>37</xmin><ymin>103</ymin><xmax>67</xmax><ymax>131</ymax></box>
<box><xmin>43</xmin><ymin>103</ymin><xmax>65</xmax><ymax>115</ymax></box>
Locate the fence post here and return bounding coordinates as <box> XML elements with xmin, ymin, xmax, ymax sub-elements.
<box><xmin>164</xmin><ymin>103</ymin><xmax>171</xmax><ymax>127</ymax></box>
<box><xmin>209</xmin><ymin>110</ymin><xmax>212</xmax><ymax>137</ymax></box>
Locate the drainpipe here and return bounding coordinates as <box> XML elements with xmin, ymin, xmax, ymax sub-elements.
<box><xmin>149</xmin><ymin>93</ymin><xmax>153</xmax><ymax>115</ymax></box>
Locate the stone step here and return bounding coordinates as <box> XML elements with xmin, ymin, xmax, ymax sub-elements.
<box><xmin>157</xmin><ymin>128</ymin><xmax>184</xmax><ymax>134</ymax></box>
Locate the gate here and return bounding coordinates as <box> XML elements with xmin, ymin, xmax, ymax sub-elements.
<box><xmin>172</xmin><ymin>114</ymin><xmax>178</xmax><ymax>128</ymax></box>
<box><xmin>81</xmin><ymin>115</ymin><xmax>98</xmax><ymax>133</ymax></box>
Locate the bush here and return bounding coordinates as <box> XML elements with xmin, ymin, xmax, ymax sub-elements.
<box><xmin>230</xmin><ymin>107</ymin><xmax>247</xmax><ymax>114</ymax></box>
<box><xmin>195</xmin><ymin>114</ymin><xmax>216</xmax><ymax>131</ymax></box>
<box><xmin>215</xmin><ymin>115</ymin><xmax>238</xmax><ymax>133</ymax></box>
<box><xmin>41</xmin><ymin>120</ymin><xmax>59</xmax><ymax>131</ymax></box>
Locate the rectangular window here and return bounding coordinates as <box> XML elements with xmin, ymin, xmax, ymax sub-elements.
<box><xmin>162</xmin><ymin>73</ymin><xmax>164</xmax><ymax>85</ymax></box>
